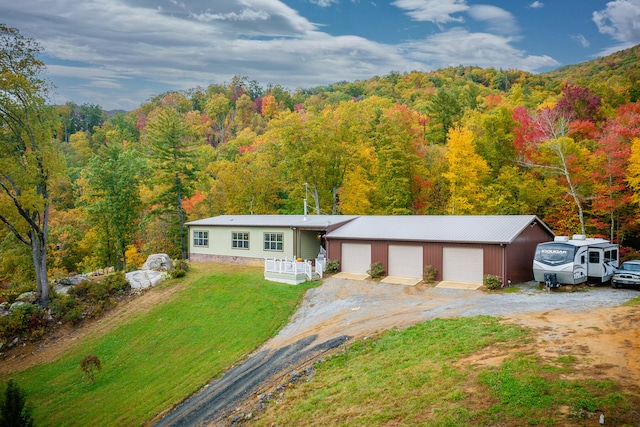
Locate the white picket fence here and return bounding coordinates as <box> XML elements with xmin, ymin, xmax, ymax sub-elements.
<box><xmin>264</xmin><ymin>257</ymin><xmax>325</xmax><ymax>282</ymax></box>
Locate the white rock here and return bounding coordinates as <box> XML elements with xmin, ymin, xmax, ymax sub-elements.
<box><xmin>142</xmin><ymin>254</ymin><xmax>173</xmax><ymax>271</ymax></box>
<box><xmin>125</xmin><ymin>270</ymin><xmax>165</xmax><ymax>289</ymax></box>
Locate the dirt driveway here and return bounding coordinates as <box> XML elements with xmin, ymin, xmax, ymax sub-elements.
<box><xmin>153</xmin><ymin>278</ymin><xmax>640</xmax><ymax>427</ymax></box>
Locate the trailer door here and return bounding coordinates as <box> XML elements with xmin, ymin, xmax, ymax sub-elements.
<box><xmin>588</xmin><ymin>249</ymin><xmax>603</xmax><ymax>280</ymax></box>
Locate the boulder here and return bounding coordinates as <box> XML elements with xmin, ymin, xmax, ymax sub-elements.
<box><xmin>16</xmin><ymin>291</ymin><xmax>38</xmax><ymax>304</ymax></box>
<box><xmin>142</xmin><ymin>254</ymin><xmax>173</xmax><ymax>272</ymax></box>
<box><xmin>9</xmin><ymin>301</ymin><xmax>32</xmax><ymax>312</ymax></box>
<box><xmin>57</xmin><ymin>276</ymin><xmax>86</xmax><ymax>286</ymax></box>
<box><xmin>125</xmin><ymin>270</ymin><xmax>166</xmax><ymax>289</ymax></box>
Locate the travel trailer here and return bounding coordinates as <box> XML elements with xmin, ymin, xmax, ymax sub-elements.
<box><xmin>533</xmin><ymin>235</ymin><xmax>619</xmax><ymax>288</ymax></box>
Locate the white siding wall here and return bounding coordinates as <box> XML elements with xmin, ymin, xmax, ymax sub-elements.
<box><xmin>189</xmin><ymin>226</ymin><xmax>296</xmax><ymax>260</ymax></box>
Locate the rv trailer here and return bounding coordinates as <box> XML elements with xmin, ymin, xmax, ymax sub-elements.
<box><xmin>533</xmin><ymin>235</ymin><xmax>619</xmax><ymax>288</ymax></box>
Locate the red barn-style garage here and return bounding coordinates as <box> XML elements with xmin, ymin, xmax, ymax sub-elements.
<box><xmin>325</xmin><ymin>215</ymin><xmax>554</xmax><ymax>286</ymax></box>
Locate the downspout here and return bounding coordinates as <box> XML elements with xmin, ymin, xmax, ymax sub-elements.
<box><xmin>291</xmin><ymin>227</ymin><xmax>297</xmax><ymax>259</ymax></box>
<box><xmin>501</xmin><ymin>244</ymin><xmax>506</xmax><ymax>286</ymax></box>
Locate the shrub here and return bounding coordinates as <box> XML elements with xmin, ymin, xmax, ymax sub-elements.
<box><xmin>102</xmin><ymin>271</ymin><xmax>129</xmax><ymax>294</ymax></box>
<box><xmin>0</xmin><ymin>305</ymin><xmax>34</xmax><ymax>340</ymax></box>
<box><xmin>0</xmin><ymin>283</ymin><xmax>35</xmax><ymax>306</ymax></box>
<box><xmin>50</xmin><ymin>293</ymin><xmax>83</xmax><ymax>325</ymax></box>
<box><xmin>169</xmin><ymin>260</ymin><xmax>189</xmax><ymax>278</ymax></box>
<box><xmin>325</xmin><ymin>259</ymin><xmax>340</xmax><ymax>274</ymax></box>
<box><xmin>0</xmin><ymin>380</ymin><xmax>34</xmax><ymax>427</ymax></box>
<box><xmin>483</xmin><ymin>274</ymin><xmax>502</xmax><ymax>290</ymax></box>
<box><xmin>423</xmin><ymin>265</ymin><xmax>437</xmax><ymax>283</ymax></box>
<box><xmin>80</xmin><ymin>354</ymin><xmax>102</xmax><ymax>384</ymax></box>
<box><xmin>367</xmin><ymin>262</ymin><xmax>385</xmax><ymax>279</ymax></box>
<box><xmin>169</xmin><ymin>269</ymin><xmax>186</xmax><ymax>279</ymax></box>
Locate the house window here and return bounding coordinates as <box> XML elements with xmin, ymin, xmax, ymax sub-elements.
<box><xmin>232</xmin><ymin>232</ymin><xmax>249</xmax><ymax>249</ymax></box>
<box><xmin>193</xmin><ymin>231</ymin><xmax>208</xmax><ymax>247</ymax></box>
<box><xmin>264</xmin><ymin>233</ymin><xmax>283</xmax><ymax>251</ymax></box>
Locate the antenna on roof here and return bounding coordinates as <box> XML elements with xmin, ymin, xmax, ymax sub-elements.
<box><xmin>303</xmin><ymin>183</ymin><xmax>308</xmax><ymax>220</ymax></box>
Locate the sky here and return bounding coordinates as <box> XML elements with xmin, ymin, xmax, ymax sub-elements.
<box><xmin>2</xmin><ymin>0</ymin><xmax>640</xmax><ymax>111</ymax></box>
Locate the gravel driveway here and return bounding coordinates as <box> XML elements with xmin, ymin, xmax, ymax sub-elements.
<box><xmin>153</xmin><ymin>278</ymin><xmax>639</xmax><ymax>426</ymax></box>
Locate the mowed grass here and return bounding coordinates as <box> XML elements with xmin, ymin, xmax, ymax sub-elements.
<box><xmin>254</xmin><ymin>316</ymin><xmax>637</xmax><ymax>427</ymax></box>
<box><xmin>0</xmin><ymin>263</ymin><xmax>318</xmax><ymax>427</ymax></box>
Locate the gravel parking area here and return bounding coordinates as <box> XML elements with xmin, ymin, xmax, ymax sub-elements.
<box><xmin>153</xmin><ymin>278</ymin><xmax>639</xmax><ymax>426</ymax></box>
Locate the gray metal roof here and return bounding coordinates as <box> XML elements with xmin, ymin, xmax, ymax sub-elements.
<box><xmin>186</xmin><ymin>215</ymin><xmax>359</xmax><ymax>230</ymax></box>
<box><xmin>324</xmin><ymin>215</ymin><xmax>551</xmax><ymax>244</ymax></box>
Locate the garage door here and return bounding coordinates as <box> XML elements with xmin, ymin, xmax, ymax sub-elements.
<box><xmin>341</xmin><ymin>243</ymin><xmax>372</xmax><ymax>275</ymax></box>
<box><xmin>442</xmin><ymin>247</ymin><xmax>483</xmax><ymax>284</ymax></box>
<box><xmin>388</xmin><ymin>245</ymin><xmax>423</xmax><ymax>278</ymax></box>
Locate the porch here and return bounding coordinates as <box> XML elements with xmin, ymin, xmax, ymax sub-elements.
<box><xmin>264</xmin><ymin>257</ymin><xmax>326</xmax><ymax>285</ymax></box>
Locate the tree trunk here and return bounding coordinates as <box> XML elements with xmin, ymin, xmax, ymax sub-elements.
<box><xmin>31</xmin><ymin>229</ymin><xmax>49</xmax><ymax>308</ymax></box>
<box><xmin>176</xmin><ymin>173</ymin><xmax>186</xmax><ymax>260</ymax></box>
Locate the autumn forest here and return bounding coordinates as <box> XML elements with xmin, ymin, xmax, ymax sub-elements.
<box><xmin>2</xmin><ymin>23</ymin><xmax>640</xmax><ymax>302</ymax></box>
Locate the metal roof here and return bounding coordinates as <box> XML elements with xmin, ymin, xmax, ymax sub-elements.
<box><xmin>185</xmin><ymin>215</ymin><xmax>359</xmax><ymax>230</ymax></box>
<box><xmin>324</xmin><ymin>215</ymin><xmax>551</xmax><ymax>244</ymax></box>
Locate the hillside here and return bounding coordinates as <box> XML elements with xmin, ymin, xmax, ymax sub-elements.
<box><xmin>544</xmin><ymin>44</ymin><xmax>640</xmax><ymax>103</ymax></box>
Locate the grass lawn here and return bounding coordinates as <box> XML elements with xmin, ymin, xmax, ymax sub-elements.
<box><xmin>253</xmin><ymin>316</ymin><xmax>636</xmax><ymax>427</ymax></box>
<box><xmin>0</xmin><ymin>263</ymin><xmax>317</xmax><ymax>427</ymax></box>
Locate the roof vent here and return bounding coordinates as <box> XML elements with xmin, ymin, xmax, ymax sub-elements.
<box><xmin>572</xmin><ymin>234</ymin><xmax>586</xmax><ymax>240</ymax></box>
<box><xmin>554</xmin><ymin>236</ymin><xmax>569</xmax><ymax>242</ymax></box>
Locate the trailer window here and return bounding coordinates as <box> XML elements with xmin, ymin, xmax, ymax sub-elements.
<box><xmin>605</xmin><ymin>250</ymin><xmax>617</xmax><ymax>262</ymax></box>
<box><xmin>534</xmin><ymin>244</ymin><xmax>574</xmax><ymax>266</ymax></box>
<box><xmin>589</xmin><ymin>251</ymin><xmax>600</xmax><ymax>263</ymax></box>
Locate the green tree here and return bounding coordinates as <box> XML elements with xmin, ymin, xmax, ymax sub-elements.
<box><xmin>144</xmin><ymin>107</ymin><xmax>196</xmax><ymax>259</ymax></box>
<box><xmin>82</xmin><ymin>143</ymin><xmax>145</xmax><ymax>271</ymax></box>
<box><xmin>0</xmin><ymin>380</ymin><xmax>34</xmax><ymax>427</ymax></box>
<box><xmin>0</xmin><ymin>24</ymin><xmax>61</xmax><ymax>307</ymax></box>
<box><xmin>373</xmin><ymin>104</ymin><xmax>422</xmax><ymax>215</ymax></box>
<box><xmin>425</xmin><ymin>87</ymin><xmax>463</xmax><ymax>144</ymax></box>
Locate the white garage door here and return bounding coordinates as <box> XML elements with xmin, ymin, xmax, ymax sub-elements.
<box><xmin>443</xmin><ymin>247</ymin><xmax>483</xmax><ymax>284</ymax></box>
<box><xmin>388</xmin><ymin>245</ymin><xmax>423</xmax><ymax>278</ymax></box>
<box><xmin>341</xmin><ymin>243</ymin><xmax>372</xmax><ymax>275</ymax></box>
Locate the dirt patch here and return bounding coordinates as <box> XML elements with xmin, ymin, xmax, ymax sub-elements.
<box><xmin>0</xmin><ymin>282</ymin><xmax>184</xmax><ymax>374</ymax></box>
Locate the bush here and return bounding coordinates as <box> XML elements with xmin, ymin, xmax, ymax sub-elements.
<box><xmin>102</xmin><ymin>271</ymin><xmax>129</xmax><ymax>294</ymax></box>
<box><xmin>169</xmin><ymin>260</ymin><xmax>189</xmax><ymax>278</ymax></box>
<box><xmin>169</xmin><ymin>269</ymin><xmax>186</xmax><ymax>279</ymax></box>
<box><xmin>423</xmin><ymin>265</ymin><xmax>437</xmax><ymax>284</ymax></box>
<box><xmin>367</xmin><ymin>262</ymin><xmax>385</xmax><ymax>279</ymax></box>
<box><xmin>0</xmin><ymin>380</ymin><xmax>34</xmax><ymax>427</ymax></box>
<box><xmin>0</xmin><ymin>283</ymin><xmax>36</xmax><ymax>306</ymax></box>
<box><xmin>50</xmin><ymin>293</ymin><xmax>83</xmax><ymax>325</ymax></box>
<box><xmin>0</xmin><ymin>304</ymin><xmax>48</xmax><ymax>344</ymax></box>
<box><xmin>483</xmin><ymin>274</ymin><xmax>502</xmax><ymax>290</ymax></box>
<box><xmin>80</xmin><ymin>354</ymin><xmax>102</xmax><ymax>384</ymax></box>
<box><xmin>325</xmin><ymin>259</ymin><xmax>340</xmax><ymax>274</ymax></box>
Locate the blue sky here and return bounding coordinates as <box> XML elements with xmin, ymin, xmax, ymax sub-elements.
<box><xmin>2</xmin><ymin>0</ymin><xmax>639</xmax><ymax>111</ymax></box>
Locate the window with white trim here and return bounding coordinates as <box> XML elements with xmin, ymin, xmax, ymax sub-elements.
<box><xmin>193</xmin><ymin>231</ymin><xmax>208</xmax><ymax>247</ymax></box>
<box><xmin>264</xmin><ymin>233</ymin><xmax>283</xmax><ymax>251</ymax></box>
<box><xmin>232</xmin><ymin>232</ymin><xmax>249</xmax><ymax>249</ymax></box>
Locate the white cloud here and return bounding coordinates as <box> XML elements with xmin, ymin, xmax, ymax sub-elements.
<box><xmin>392</xmin><ymin>0</ymin><xmax>468</xmax><ymax>24</ymax></box>
<box><xmin>403</xmin><ymin>28</ymin><xmax>559</xmax><ymax>72</ymax></box>
<box><xmin>309</xmin><ymin>0</ymin><xmax>339</xmax><ymax>6</ymax></box>
<box><xmin>191</xmin><ymin>8</ymin><xmax>270</xmax><ymax>22</ymax></box>
<box><xmin>467</xmin><ymin>5</ymin><xmax>519</xmax><ymax>35</ymax></box>
<box><xmin>1</xmin><ymin>0</ymin><xmax>563</xmax><ymax>110</ymax></box>
<box><xmin>572</xmin><ymin>34</ymin><xmax>590</xmax><ymax>47</ymax></box>
<box><xmin>593</xmin><ymin>0</ymin><xmax>640</xmax><ymax>44</ymax></box>
<box><xmin>529</xmin><ymin>1</ymin><xmax>543</xmax><ymax>8</ymax></box>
